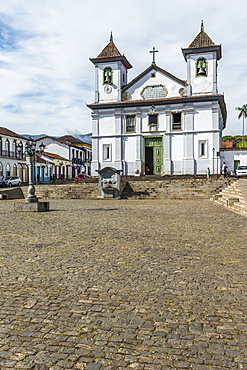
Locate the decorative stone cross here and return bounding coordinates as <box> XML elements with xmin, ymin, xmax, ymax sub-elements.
<box><xmin>149</xmin><ymin>47</ymin><xmax>158</xmax><ymax>65</ymax></box>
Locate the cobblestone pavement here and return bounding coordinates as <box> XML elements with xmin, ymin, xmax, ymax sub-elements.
<box><xmin>0</xmin><ymin>199</ymin><xmax>247</xmax><ymax>370</ymax></box>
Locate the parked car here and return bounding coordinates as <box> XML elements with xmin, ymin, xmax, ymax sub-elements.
<box><xmin>3</xmin><ymin>176</ymin><xmax>22</xmax><ymax>187</ymax></box>
<box><xmin>236</xmin><ymin>165</ymin><xmax>247</xmax><ymax>178</ymax></box>
<box><xmin>75</xmin><ymin>173</ymin><xmax>88</xmax><ymax>182</ymax></box>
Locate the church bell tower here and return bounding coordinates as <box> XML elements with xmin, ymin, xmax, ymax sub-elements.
<box><xmin>90</xmin><ymin>33</ymin><xmax>132</xmax><ymax>103</ymax></box>
<box><xmin>182</xmin><ymin>21</ymin><xmax>222</xmax><ymax>96</ymax></box>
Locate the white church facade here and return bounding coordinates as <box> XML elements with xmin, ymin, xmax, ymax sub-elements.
<box><xmin>88</xmin><ymin>23</ymin><xmax>227</xmax><ymax>176</ymax></box>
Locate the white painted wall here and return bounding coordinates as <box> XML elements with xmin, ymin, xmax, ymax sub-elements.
<box><xmin>127</xmin><ymin>69</ymin><xmax>185</xmax><ymax>101</ymax></box>
<box><xmin>188</xmin><ymin>52</ymin><xmax>216</xmax><ymax>95</ymax></box>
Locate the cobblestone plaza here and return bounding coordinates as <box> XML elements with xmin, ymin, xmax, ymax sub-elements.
<box><xmin>0</xmin><ymin>198</ymin><xmax>247</xmax><ymax>369</ymax></box>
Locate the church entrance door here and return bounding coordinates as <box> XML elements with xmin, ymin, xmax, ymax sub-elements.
<box><xmin>144</xmin><ymin>137</ymin><xmax>163</xmax><ymax>175</ymax></box>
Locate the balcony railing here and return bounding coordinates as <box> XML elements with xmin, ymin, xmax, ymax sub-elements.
<box><xmin>0</xmin><ymin>150</ymin><xmax>26</xmax><ymax>160</ymax></box>
<box><xmin>72</xmin><ymin>158</ymin><xmax>84</xmax><ymax>165</ymax></box>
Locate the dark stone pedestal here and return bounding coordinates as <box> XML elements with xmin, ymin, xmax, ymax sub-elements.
<box><xmin>14</xmin><ymin>202</ymin><xmax>50</xmax><ymax>212</ymax></box>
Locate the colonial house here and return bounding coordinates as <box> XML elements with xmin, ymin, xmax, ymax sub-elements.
<box><xmin>0</xmin><ymin>127</ymin><xmax>27</xmax><ymax>182</ymax></box>
<box><xmin>35</xmin><ymin>135</ymin><xmax>92</xmax><ymax>179</ymax></box>
<box><xmin>88</xmin><ymin>23</ymin><xmax>227</xmax><ymax>176</ymax></box>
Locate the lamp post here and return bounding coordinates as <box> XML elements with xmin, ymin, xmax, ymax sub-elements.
<box><xmin>212</xmin><ymin>148</ymin><xmax>215</xmax><ymax>176</ymax></box>
<box><xmin>24</xmin><ymin>138</ymin><xmax>46</xmax><ymax>203</ymax></box>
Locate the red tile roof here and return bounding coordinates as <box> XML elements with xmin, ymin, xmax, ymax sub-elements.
<box><xmin>0</xmin><ymin>126</ymin><xmax>26</xmax><ymax>140</ymax></box>
<box><xmin>188</xmin><ymin>29</ymin><xmax>216</xmax><ymax>49</ymax></box>
<box><xmin>43</xmin><ymin>151</ymin><xmax>69</xmax><ymax>160</ymax></box>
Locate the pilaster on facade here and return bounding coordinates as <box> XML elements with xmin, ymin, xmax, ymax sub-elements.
<box><xmin>114</xmin><ymin>110</ymin><xmax>122</xmax><ymax>136</ymax></box>
<box><xmin>183</xmin><ymin>106</ymin><xmax>194</xmax><ymax>131</ymax></box>
<box><xmin>91</xmin><ymin>112</ymin><xmax>99</xmax><ymax>136</ymax></box>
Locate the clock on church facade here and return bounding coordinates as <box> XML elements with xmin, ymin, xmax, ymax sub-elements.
<box><xmin>88</xmin><ymin>24</ymin><xmax>226</xmax><ymax>176</ymax></box>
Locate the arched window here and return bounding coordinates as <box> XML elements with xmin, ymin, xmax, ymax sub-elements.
<box><xmin>0</xmin><ymin>162</ymin><xmax>3</xmax><ymax>177</ymax></box>
<box><xmin>196</xmin><ymin>57</ymin><xmax>208</xmax><ymax>77</ymax></box>
<box><xmin>6</xmin><ymin>163</ymin><xmax>10</xmax><ymax>177</ymax></box>
<box><xmin>5</xmin><ymin>139</ymin><xmax>10</xmax><ymax>156</ymax></box>
<box><xmin>12</xmin><ymin>140</ymin><xmax>17</xmax><ymax>157</ymax></box>
<box><xmin>103</xmin><ymin>67</ymin><xmax>113</xmax><ymax>85</ymax></box>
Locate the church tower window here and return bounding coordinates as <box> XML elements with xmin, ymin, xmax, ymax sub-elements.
<box><xmin>196</xmin><ymin>57</ymin><xmax>208</xmax><ymax>77</ymax></box>
<box><xmin>103</xmin><ymin>67</ymin><xmax>113</xmax><ymax>85</ymax></box>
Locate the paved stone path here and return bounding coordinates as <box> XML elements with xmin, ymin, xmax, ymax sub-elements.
<box><xmin>0</xmin><ymin>199</ymin><xmax>247</xmax><ymax>370</ymax></box>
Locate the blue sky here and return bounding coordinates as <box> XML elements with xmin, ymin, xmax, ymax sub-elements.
<box><xmin>0</xmin><ymin>0</ymin><xmax>247</xmax><ymax>136</ymax></box>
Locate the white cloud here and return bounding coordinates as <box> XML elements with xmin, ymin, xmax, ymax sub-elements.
<box><xmin>0</xmin><ymin>0</ymin><xmax>246</xmax><ymax>136</ymax></box>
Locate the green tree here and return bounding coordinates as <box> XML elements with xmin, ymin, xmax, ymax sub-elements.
<box><xmin>236</xmin><ymin>104</ymin><xmax>247</xmax><ymax>147</ymax></box>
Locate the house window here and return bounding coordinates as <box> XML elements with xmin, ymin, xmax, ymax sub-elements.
<box><xmin>172</xmin><ymin>112</ymin><xmax>182</xmax><ymax>130</ymax></box>
<box><xmin>103</xmin><ymin>67</ymin><xmax>113</xmax><ymax>85</ymax></box>
<box><xmin>196</xmin><ymin>57</ymin><xmax>208</xmax><ymax>77</ymax></box>
<box><xmin>103</xmin><ymin>144</ymin><xmax>111</xmax><ymax>161</ymax></box>
<box><xmin>126</xmin><ymin>115</ymin><xmax>136</xmax><ymax>132</ymax></box>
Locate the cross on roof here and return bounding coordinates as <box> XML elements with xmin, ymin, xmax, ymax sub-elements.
<box><xmin>149</xmin><ymin>47</ymin><xmax>158</xmax><ymax>65</ymax></box>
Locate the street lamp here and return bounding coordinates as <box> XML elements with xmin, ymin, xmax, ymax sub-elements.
<box><xmin>25</xmin><ymin>137</ymin><xmax>38</xmax><ymax>203</ymax></box>
<box><xmin>24</xmin><ymin>138</ymin><xmax>46</xmax><ymax>203</ymax></box>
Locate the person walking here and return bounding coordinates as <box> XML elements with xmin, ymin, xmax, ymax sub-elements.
<box><xmin>222</xmin><ymin>162</ymin><xmax>228</xmax><ymax>178</ymax></box>
<box><xmin>206</xmin><ymin>167</ymin><xmax>211</xmax><ymax>179</ymax></box>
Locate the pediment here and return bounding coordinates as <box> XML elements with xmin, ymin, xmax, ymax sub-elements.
<box><xmin>122</xmin><ymin>65</ymin><xmax>186</xmax><ymax>101</ymax></box>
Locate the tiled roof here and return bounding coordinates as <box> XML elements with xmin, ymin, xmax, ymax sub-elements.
<box><xmin>58</xmin><ymin>135</ymin><xmax>85</xmax><ymax>145</ymax></box>
<box><xmin>97</xmin><ymin>40</ymin><xmax>122</xmax><ymax>58</ymax></box>
<box><xmin>43</xmin><ymin>151</ymin><xmax>68</xmax><ymax>160</ymax></box>
<box><xmin>97</xmin><ymin>33</ymin><xmax>122</xmax><ymax>58</ymax></box>
<box><xmin>0</xmin><ymin>126</ymin><xmax>26</xmax><ymax>140</ymax></box>
<box><xmin>188</xmin><ymin>29</ymin><xmax>216</xmax><ymax>48</ymax></box>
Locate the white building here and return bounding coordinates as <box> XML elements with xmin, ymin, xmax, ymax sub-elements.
<box><xmin>0</xmin><ymin>127</ymin><xmax>27</xmax><ymax>181</ymax></box>
<box><xmin>220</xmin><ymin>148</ymin><xmax>247</xmax><ymax>174</ymax></box>
<box><xmin>88</xmin><ymin>24</ymin><xmax>227</xmax><ymax>176</ymax></box>
<box><xmin>36</xmin><ymin>135</ymin><xmax>92</xmax><ymax>179</ymax></box>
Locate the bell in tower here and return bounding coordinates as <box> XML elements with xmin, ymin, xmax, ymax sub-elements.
<box><xmin>196</xmin><ymin>58</ymin><xmax>207</xmax><ymax>76</ymax></box>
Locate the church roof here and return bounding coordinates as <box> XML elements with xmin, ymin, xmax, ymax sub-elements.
<box><xmin>97</xmin><ymin>33</ymin><xmax>122</xmax><ymax>58</ymax></box>
<box><xmin>122</xmin><ymin>64</ymin><xmax>186</xmax><ymax>93</ymax></box>
<box><xmin>90</xmin><ymin>33</ymin><xmax>132</xmax><ymax>69</ymax></box>
<box><xmin>182</xmin><ymin>22</ymin><xmax>221</xmax><ymax>60</ymax></box>
<box><xmin>188</xmin><ymin>24</ymin><xmax>216</xmax><ymax>49</ymax></box>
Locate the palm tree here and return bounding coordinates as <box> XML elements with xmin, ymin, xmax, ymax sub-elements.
<box><xmin>236</xmin><ymin>104</ymin><xmax>247</xmax><ymax>147</ymax></box>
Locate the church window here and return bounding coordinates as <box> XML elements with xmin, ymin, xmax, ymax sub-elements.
<box><xmin>172</xmin><ymin>112</ymin><xmax>182</xmax><ymax>130</ymax></box>
<box><xmin>103</xmin><ymin>67</ymin><xmax>113</xmax><ymax>85</ymax></box>
<box><xmin>103</xmin><ymin>144</ymin><xmax>111</xmax><ymax>161</ymax></box>
<box><xmin>0</xmin><ymin>162</ymin><xmax>2</xmax><ymax>177</ymax></box>
<box><xmin>196</xmin><ymin>57</ymin><xmax>207</xmax><ymax>77</ymax></box>
<box><xmin>199</xmin><ymin>140</ymin><xmax>207</xmax><ymax>157</ymax></box>
<box><xmin>151</xmin><ymin>73</ymin><xmax>156</xmax><ymax>78</ymax></box>
<box><xmin>148</xmin><ymin>114</ymin><xmax>158</xmax><ymax>125</ymax></box>
<box><xmin>126</xmin><ymin>115</ymin><xmax>136</xmax><ymax>132</ymax></box>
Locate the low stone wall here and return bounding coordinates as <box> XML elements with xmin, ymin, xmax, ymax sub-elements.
<box><xmin>17</xmin><ymin>176</ymin><xmax>235</xmax><ymax>200</ymax></box>
<box><xmin>122</xmin><ymin>176</ymin><xmax>234</xmax><ymax>199</ymax></box>
<box><xmin>0</xmin><ymin>187</ymin><xmax>24</xmax><ymax>200</ymax></box>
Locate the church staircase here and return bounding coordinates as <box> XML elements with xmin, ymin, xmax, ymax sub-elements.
<box><xmin>211</xmin><ymin>179</ymin><xmax>247</xmax><ymax>217</ymax></box>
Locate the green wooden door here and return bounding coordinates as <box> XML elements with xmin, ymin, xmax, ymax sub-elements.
<box><xmin>145</xmin><ymin>137</ymin><xmax>163</xmax><ymax>175</ymax></box>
